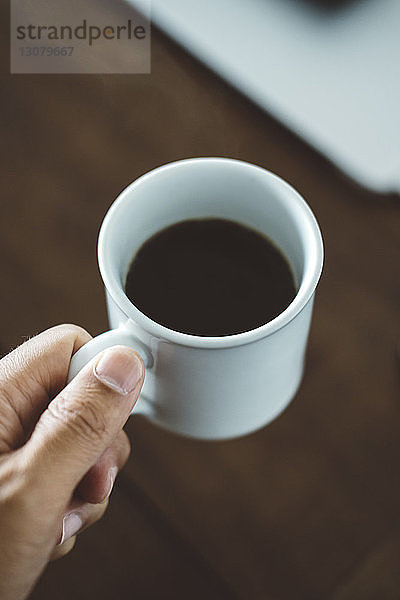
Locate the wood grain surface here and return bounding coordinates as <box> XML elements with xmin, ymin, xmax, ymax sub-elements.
<box><xmin>1</xmin><ymin>2</ymin><xmax>400</xmax><ymax>598</ymax></box>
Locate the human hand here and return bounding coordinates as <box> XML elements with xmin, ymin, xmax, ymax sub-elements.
<box><xmin>0</xmin><ymin>324</ymin><xmax>144</xmax><ymax>600</ymax></box>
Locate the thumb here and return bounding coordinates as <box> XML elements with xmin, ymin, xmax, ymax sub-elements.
<box><xmin>23</xmin><ymin>345</ymin><xmax>144</xmax><ymax>502</ymax></box>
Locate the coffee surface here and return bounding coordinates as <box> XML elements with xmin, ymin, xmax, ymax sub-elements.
<box><xmin>125</xmin><ymin>218</ymin><xmax>297</xmax><ymax>336</ymax></box>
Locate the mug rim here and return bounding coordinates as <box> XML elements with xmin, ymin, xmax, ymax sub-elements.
<box><xmin>98</xmin><ymin>157</ymin><xmax>324</xmax><ymax>349</ymax></box>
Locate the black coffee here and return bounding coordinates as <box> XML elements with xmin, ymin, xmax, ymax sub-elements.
<box><xmin>125</xmin><ymin>218</ymin><xmax>297</xmax><ymax>336</ymax></box>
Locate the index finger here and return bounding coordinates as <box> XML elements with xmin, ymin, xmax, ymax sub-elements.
<box><xmin>0</xmin><ymin>324</ymin><xmax>91</xmax><ymax>451</ymax></box>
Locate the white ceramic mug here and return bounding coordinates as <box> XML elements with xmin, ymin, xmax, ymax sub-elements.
<box><xmin>68</xmin><ymin>158</ymin><xmax>323</xmax><ymax>440</ymax></box>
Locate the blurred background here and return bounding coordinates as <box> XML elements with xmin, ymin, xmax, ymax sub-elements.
<box><xmin>1</xmin><ymin>0</ymin><xmax>400</xmax><ymax>598</ymax></box>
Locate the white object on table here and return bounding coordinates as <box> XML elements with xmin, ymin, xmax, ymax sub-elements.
<box><xmin>128</xmin><ymin>0</ymin><xmax>400</xmax><ymax>194</ymax></box>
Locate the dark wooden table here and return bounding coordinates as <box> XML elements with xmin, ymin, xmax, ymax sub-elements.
<box><xmin>1</xmin><ymin>3</ymin><xmax>400</xmax><ymax>599</ymax></box>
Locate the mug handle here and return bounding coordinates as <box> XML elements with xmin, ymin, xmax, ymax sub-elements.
<box><xmin>67</xmin><ymin>324</ymin><xmax>153</xmax><ymax>415</ymax></box>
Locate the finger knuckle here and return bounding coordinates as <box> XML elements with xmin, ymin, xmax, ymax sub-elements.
<box><xmin>0</xmin><ymin>453</ymin><xmax>35</xmax><ymax>512</ymax></box>
<box><xmin>47</xmin><ymin>391</ymin><xmax>108</xmax><ymax>443</ymax></box>
<box><xmin>53</xmin><ymin>323</ymin><xmax>92</xmax><ymax>343</ymax></box>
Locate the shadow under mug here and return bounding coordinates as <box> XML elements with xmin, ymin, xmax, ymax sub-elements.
<box><xmin>68</xmin><ymin>158</ymin><xmax>323</xmax><ymax>440</ymax></box>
